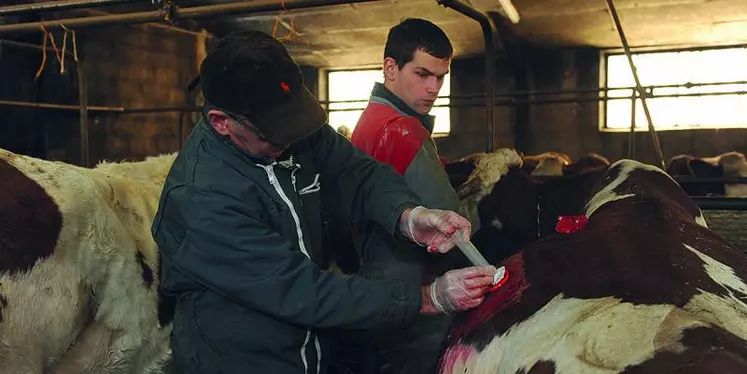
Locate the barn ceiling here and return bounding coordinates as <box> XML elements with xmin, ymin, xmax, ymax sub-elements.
<box><xmin>2</xmin><ymin>0</ymin><xmax>747</xmax><ymax>67</ymax></box>
<box><xmin>195</xmin><ymin>0</ymin><xmax>747</xmax><ymax>67</ymax></box>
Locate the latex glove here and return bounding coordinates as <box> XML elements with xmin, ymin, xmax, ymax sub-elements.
<box><xmin>420</xmin><ymin>265</ymin><xmax>497</xmax><ymax>315</ymax></box>
<box><xmin>400</xmin><ymin>206</ymin><xmax>472</xmax><ymax>253</ymax></box>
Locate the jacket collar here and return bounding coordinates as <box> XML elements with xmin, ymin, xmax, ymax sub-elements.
<box><xmin>199</xmin><ymin>117</ymin><xmax>293</xmax><ymax>166</ymax></box>
<box><xmin>370</xmin><ymin>82</ymin><xmax>435</xmax><ymax>133</ymax></box>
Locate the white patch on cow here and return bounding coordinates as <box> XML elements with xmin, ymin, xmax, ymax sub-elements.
<box><xmin>685</xmin><ymin>243</ymin><xmax>747</xmax><ymax>300</ymax></box>
<box><xmin>680</xmin><ymin>243</ymin><xmax>747</xmax><ymax>343</ymax></box>
<box><xmin>457</xmin><ymin>149</ymin><xmax>523</xmax><ymax>231</ymax></box>
<box><xmin>463</xmin><ymin>149</ymin><xmax>523</xmax><ymax>200</ymax></box>
<box><xmin>449</xmin><ymin>294</ymin><xmax>707</xmax><ymax>374</ymax></box>
<box><xmin>531</xmin><ymin>157</ymin><xmax>564</xmax><ymax>176</ymax></box>
<box><xmin>695</xmin><ymin>213</ymin><xmax>708</xmax><ymax>228</ymax></box>
<box><xmin>584</xmin><ymin>160</ymin><xmax>638</xmax><ymax>218</ymax></box>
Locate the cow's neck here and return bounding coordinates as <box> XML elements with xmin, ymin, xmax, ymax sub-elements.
<box><xmin>535</xmin><ymin>169</ymin><xmax>606</xmax><ymax>238</ymax></box>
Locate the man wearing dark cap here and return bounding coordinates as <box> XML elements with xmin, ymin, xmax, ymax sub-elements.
<box><xmin>151</xmin><ymin>30</ymin><xmax>496</xmax><ymax>374</ymax></box>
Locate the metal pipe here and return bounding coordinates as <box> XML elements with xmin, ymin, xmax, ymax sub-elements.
<box><xmin>605</xmin><ymin>0</ymin><xmax>665</xmax><ymax>169</ymax></box>
<box><xmin>0</xmin><ymin>38</ymin><xmax>76</xmax><ymax>58</ymax></box>
<box><xmin>0</xmin><ymin>0</ymin><xmax>381</xmax><ymax>33</ymax></box>
<box><xmin>691</xmin><ymin>197</ymin><xmax>747</xmax><ymax>211</ymax></box>
<box><xmin>628</xmin><ymin>93</ymin><xmax>635</xmax><ymax>158</ymax></box>
<box><xmin>0</xmin><ymin>0</ymin><xmax>140</xmax><ymax>16</ymax></box>
<box><xmin>0</xmin><ymin>99</ymin><xmax>122</xmax><ymax>111</ymax></box>
<box><xmin>76</xmin><ymin>60</ymin><xmax>89</xmax><ymax>167</ymax></box>
<box><xmin>437</xmin><ymin>0</ymin><xmax>496</xmax><ymax>152</ymax></box>
<box><xmin>319</xmin><ymin>78</ymin><xmax>747</xmax><ymax>104</ymax></box>
<box><xmin>4</xmin><ymin>85</ymin><xmax>747</xmax><ymax>114</ymax></box>
<box><xmin>327</xmin><ymin>88</ymin><xmax>747</xmax><ymax>110</ymax></box>
<box><xmin>674</xmin><ymin>176</ymin><xmax>747</xmax><ymax>184</ymax></box>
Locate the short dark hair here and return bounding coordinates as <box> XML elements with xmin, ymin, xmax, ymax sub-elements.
<box><xmin>384</xmin><ymin>18</ymin><xmax>453</xmax><ymax>68</ymax></box>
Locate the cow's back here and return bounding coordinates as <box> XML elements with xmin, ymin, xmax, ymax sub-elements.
<box><xmin>440</xmin><ymin>160</ymin><xmax>747</xmax><ymax>373</ymax></box>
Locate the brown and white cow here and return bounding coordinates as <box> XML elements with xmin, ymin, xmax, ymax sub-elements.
<box><xmin>667</xmin><ymin>151</ymin><xmax>747</xmax><ymax>197</ymax></box>
<box><xmin>0</xmin><ymin>148</ymin><xmax>176</xmax><ymax>373</ymax></box>
<box><xmin>440</xmin><ymin>151</ymin><xmax>747</xmax><ymax>373</ymax></box>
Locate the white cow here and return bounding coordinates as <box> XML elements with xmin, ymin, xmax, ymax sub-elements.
<box><xmin>0</xmin><ymin>148</ymin><xmax>176</xmax><ymax>374</ymax></box>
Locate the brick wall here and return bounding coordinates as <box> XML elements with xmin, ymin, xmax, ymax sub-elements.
<box><xmin>0</xmin><ymin>21</ymin><xmax>206</xmax><ymax>166</ymax></box>
<box><xmin>79</xmin><ymin>24</ymin><xmax>206</xmax><ymax>165</ymax></box>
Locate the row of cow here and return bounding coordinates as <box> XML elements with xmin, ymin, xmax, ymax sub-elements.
<box><xmin>1</xmin><ymin>143</ymin><xmax>746</xmax><ymax>373</ymax></box>
<box><xmin>443</xmin><ymin>149</ymin><xmax>747</xmax><ymax>198</ymax></box>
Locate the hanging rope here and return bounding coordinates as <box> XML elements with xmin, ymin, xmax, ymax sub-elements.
<box><xmin>34</xmin><ymin>25</ymin><xmax>49</xmax><ymax>80</ymax></box>
<box><xmin>272</xmin><ymin>0</ymin><xmax>298</xmax><ymax>42</ymax></box>
<box><xmin>34</xmin><ymin>24</ymin><xmax>79</xmax><ymax>79</ymax></box>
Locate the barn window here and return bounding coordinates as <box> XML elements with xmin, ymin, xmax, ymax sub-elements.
<box><xmin>326</xmin><ymin>68</ymin><xmax>451</xmax><ymax>136</ymax></box>
<box><xmin>602</xmin><ymin>46</ymin><xmax>747</xmax><ymax>131</ymax></box>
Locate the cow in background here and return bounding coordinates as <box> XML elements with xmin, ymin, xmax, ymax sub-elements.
<box><xmin>563</xmin><ymin>152</ymin><xmax>610</xmax><ymax>175</ymax></box>
<box><xmin>441</xmin><ymin>151</ymin><xmax>747</xmax><ymax>373</ymax></box>
<box><xmin>444</xmin><ymin>151</ymin><xmax>610</xmax><ymax>190</ymax></box>
<box><xmin>0</xmin><ymin>149</ymin><xmax>176</xmax><ymax>373</ymax></box>
<box><xmin>667</xmin><ymin>151</ymin><xmax>747</xmax><ymax>197</ymax></box>
<box><xmin>520</xmin><ymin>151</ymin><xmax>572</xmax><ymax>176</ymax></box>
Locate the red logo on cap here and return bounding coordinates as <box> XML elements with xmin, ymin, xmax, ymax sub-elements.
<box><xmin>280</xmin><ymin>81</ymin><xmax>290</xmax><ymax>92</ymax></box>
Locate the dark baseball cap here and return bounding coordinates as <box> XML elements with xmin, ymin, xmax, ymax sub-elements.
<box><xmin>199</xmin><ymin>30</ymin><xmax>328</xmax><ymax>145</ymax></box>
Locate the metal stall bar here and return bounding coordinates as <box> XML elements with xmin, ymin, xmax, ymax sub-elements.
<box><xmin>0</xmin><ymin>0</ymin><xmax>381</xmax><ymax>33</ymax></box>
<box><xmin>691</xmin><ymin>197</ymin><xmax>747</xmax><ymax>211</ymax></box>
<box><xmin>317</xmin><ymin>79</ymin><xmax>747</xmax><ymax>104</ymax></box>
<box><xmin>436</xmin><ymin>0</ymin><xmax>496</xmax><ymax>153</ymax></box>
<box><xmin>628</xmin><ymin>91</ymin><xmax>636</xmax><ymax>158</ymax></box>
<box><xmin>605</xmin><ymin>0</ymin><xmax>665</xmax><ymax>169</ymax></box>
<box><xmin>76</xmin><ymin>60</ymin><xmax>90</xmax><ymax>167</ymax></box>
<box><xmin>0</xmin><ymin>99</ymin><xmax>121</xmax><ymax>111</ymax></box>
<box><xmin>0</xmin><ymin>0</ymin><xmax>141</xmax><ymax>17</ymax></box>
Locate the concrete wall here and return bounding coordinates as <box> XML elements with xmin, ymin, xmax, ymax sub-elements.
<box><xmin>436</xmin><ymin>45</ymin><xmax>747</xmax><ymax>165</ymax></box>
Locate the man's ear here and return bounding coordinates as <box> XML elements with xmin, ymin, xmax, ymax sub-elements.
<box><xmin>383</xmin><ymin>57</ymin><xmax>399</xmax><ymax>82</ymax></box>
<box><xmin>207</xmin><ymin>109</ymin><xmax>231</xmax><ymax>136</ymax></box>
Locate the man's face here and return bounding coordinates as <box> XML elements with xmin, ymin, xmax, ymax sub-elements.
<box><xmin>207</xmin><ymin>109</ymin><xmax>289</xmax><ymax>159</ymax></box>
<box><xmin>384</xmin><ymin>49</ymin><xmax>450</xmax><ymax>115</ymax></box>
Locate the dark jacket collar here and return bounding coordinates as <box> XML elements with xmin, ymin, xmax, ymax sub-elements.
<box><xmin>370</xmin><ymin>82</ymin><xmax>435</xmax><ymax>133</ymax></box>
<box><xmin>199</xmin><ymin>117</ymin><xmax>292</xmax><ymax>166</ymax></box>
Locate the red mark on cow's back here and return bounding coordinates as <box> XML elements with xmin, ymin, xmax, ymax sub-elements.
<box><xmin>439</xmin><ymin>343</ymin><xmax>478</xmax><ymax>374</ymax></box>
<box><xmin>450</xmin><ymin>253</ymin><xmax>530</xmax><ymax>340</ymax></box>
<box><xmin>0</xmin><ymin>159</ymin><xmax>62</xmax><ymax>276</ymax></box>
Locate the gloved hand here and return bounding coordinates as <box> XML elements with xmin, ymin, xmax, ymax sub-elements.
<box><xmin>400</xmin><ymin>206</ymin><xmax>472</xmax><ymax>253</ymax></box>
<box><xmin>420</xmin><ymin>265</ymin><xmax>497</xmax><ymax>315</ymax></box>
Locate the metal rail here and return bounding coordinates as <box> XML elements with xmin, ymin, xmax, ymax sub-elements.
<box><xmin>0</xmin><ymin>0</ymin><xmax>140</xmax><ymax>17</ymax></box>
<box><xmin>0</xmin><ymin>0</ymin><xmax>381</xmax><ymax>33</ymax></box>
<box><xmin>692</xmin><ymin>197</ymin><xmax>747</xmax><ymax>211</ymax></box>
<box><xmin>436</xmin><ymin>0</ymin><xmax>496</xmax><ymax>153</ymax></box>
<box><xmin>605</xmin><ymin>0</ymin><xmax>665</xmax><ymax>169</ymax></box>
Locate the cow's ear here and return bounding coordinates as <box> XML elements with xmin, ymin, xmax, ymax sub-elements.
<box><xmin>689</xmin><ymin>159</ymin><xmax>715</xmax><ymax>177</ymax></box>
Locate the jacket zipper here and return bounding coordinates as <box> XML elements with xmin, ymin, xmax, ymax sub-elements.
<box><xmin>260</xmin><ymin>164</ymin><xmax>310</xmax><ymax>258</ymax></box>
<box><xmin>259</xmin><ymin>163</ymin><xmax>319</xmax><ymax>374</ymax></box>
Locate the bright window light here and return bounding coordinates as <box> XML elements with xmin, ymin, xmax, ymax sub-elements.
<box><xmin>327</xmin><ymin>69</ymin><xmax>451</xmax><ymax>135</ymax></box>
<box><xmin>603</xmin><ymin>47</ymin><xmax>747</xmax><ymax>131</ymax></box>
